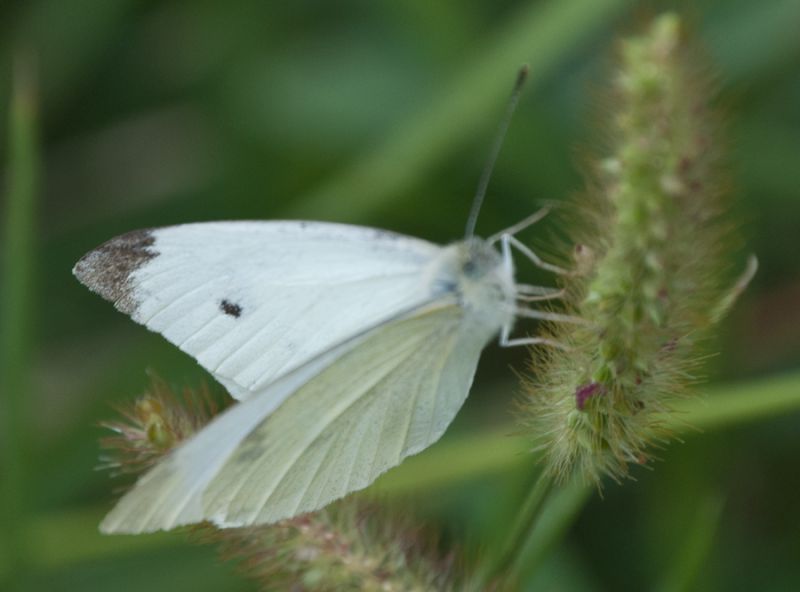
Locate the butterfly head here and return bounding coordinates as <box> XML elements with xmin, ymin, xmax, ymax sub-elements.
<box><xmin>435</xmin><ymin>238</ymin><xmax>516</xmax><ymax>333</ymax></box>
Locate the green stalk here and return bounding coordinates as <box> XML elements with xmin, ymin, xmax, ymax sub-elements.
<box><xmin>478</xmin><ymin>472</ymin><xmax>554</xmax><ymax>589</ymax></box>
<box><xmin>0</xmin><ymin>55</ymin><xmax>39</xmax><ymax>584</ymax></box>
<box><xmin>671</xmin><ymin>371</ymin><xmax>800</xmax><ymax>431</ymax></box>
<box><xmin>511</xmin><ymin>477</ymin><xmax>592</xmax><ymax>578</ymax></box>
<box><xmin>655</xmin><ymin>493</ymin><xmax>725</xmax><ymax>592</ymax></box>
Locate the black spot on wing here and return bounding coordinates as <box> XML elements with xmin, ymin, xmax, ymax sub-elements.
<box><xmin>220</xmin><ymin>299</ymin><xmax>242</xmax><ymax>318</ymax></box>
<box><xmin>73</xmin><ymin>229</ymin><xmax>157</xmax><ymax>314</ymax></box>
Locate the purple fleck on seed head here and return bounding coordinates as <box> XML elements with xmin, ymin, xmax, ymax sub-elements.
<box><xmin>576</xmin><ymin>382</ymin><xmax>605</xmax><ymax>410</ymax></box>
<box><xmin>661</xmin><ymin>337</ymin><xmax>678</xmax><ymax>353</ymax></box>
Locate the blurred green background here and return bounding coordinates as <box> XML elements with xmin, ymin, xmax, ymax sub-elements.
<box><xmin>1</xmin><ymin>0</ymin><xmax>799</xmax><ymax>590</ymax></box>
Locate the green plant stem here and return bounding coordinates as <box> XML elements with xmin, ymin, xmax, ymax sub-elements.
<box><xmin>512</xmin><ymin>477</ymin><xmax>592</xmax><ymax>578</ymax></box>
<box><xmin>655</xmin><ymin>492</ymin><xmax>725</xmax><ymax>592</ymax></box>
<box><xmin>479</xmin><ymin>472</ymin><xmax>554</xmax><ymax>589</ymax></box>
<box><xmin>671</xmin><ymin>371</ymin><xmax>800</xmax><ymax>431</ymax></box>
<box><xmin>0</xmin><ymin>54</ymin><xmax>38</xmax><ymax>585</ymax></box>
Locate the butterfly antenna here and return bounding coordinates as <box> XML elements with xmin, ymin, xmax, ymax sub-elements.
<box><xmin>464</xmin><ymin>64</ymin><xmax>530</xmax><ymax>239</ymax></box>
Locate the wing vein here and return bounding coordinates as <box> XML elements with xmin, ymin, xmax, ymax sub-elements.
<box><xmin>141</xmin><ymin>275</ymin><xmax>228</xmax><ymax>325</ymax></box>
<box><xmin>238</xmin><ymin>336</ymin><xmax>431</xmax><ymax>519</ymax></box>
<box><xmin>287</xmin><ymin>430</ymin><xmax>340</xmax><ymax>517</ymax></box>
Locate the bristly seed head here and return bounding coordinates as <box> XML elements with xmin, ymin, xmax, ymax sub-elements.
<box><xmin>520</xmin><ymin>13</ymin><xmax>754</xmax><ymax>485</ymax></box>
<box><xmin>575</xmin><ymin>383</ymin><xmax>605</xmax><ymax>410</ymax></box>
<box><xmin>98</xmin><ymin>378</ymin><xmax>224</xmax><ymax>479</ymax></box>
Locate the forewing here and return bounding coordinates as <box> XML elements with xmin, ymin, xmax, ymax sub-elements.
<box><xmin>100</xmin><ymin>301</ymin><xmax>489</xmax><ymax>533</ymax></box>
<box><xmin>74</xmin><ymin>221</ymin><xmax>441</xmax><ymax>400</ymax></box>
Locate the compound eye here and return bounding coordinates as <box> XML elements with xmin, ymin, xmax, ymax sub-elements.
<box><xmin>462</xmin><ymin>259</ymin><xmax>478</xmax><ymax>276</ymax></box>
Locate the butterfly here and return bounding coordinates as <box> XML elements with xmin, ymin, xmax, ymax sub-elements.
<box><xmin>74</xmin><ymin>67</ymin><xmax>573</xmax><ymax>534</ymax></box>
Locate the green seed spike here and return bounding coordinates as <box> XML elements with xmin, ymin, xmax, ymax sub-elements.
<box><xmin>522</xmin><ymin>13</ymin><xmax>750</xmax><ymax>484</ymax></box>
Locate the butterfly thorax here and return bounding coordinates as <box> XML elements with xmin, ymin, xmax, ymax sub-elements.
<box><xmin>430</xmin><ymin>238</ymin><xmax>516</xmax><ymax>335</ymax></box>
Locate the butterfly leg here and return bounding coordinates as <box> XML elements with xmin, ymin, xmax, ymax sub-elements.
<box><xmin>516</xmin><ymin>285</ymin><xmax>564</xmax><ymax>302</ymax></box>
<box><xmin>514</xmin><ymin>307</ymin><xmax>587</xmax><ymax>325</ymax></box>
<box><xmin>487</xmin><ymin>206</ymin><xmax>551</xmax><ymax>244</ymax></box>
<box><xmin>502</xmin><ymin>233</ymin><xmax>570</xmax><ymax>276</ymax></box>
<box><xmin>498</xmin><ymin>322</ymin><xmax>569</xmax><ymax>349</ymax></box>
<box><xmin>516</xmin><ymin>284</ymin><xmax>561</xmax><ymax>296</ymax></box>
<box><xmin>498</xmin><ymin>307</ymin><xmax>584</xmax><ymax>349</ymax></box>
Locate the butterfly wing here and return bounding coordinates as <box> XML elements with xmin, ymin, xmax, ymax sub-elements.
<box><xmin>74</xmin><ymin>221</ymin><xmax>442</xmax><ymax>400</ymax></box>
<box><xmin>100</xmin><ymin>299</ymin><xmax>491</xmax><ymax>533</ymax></box>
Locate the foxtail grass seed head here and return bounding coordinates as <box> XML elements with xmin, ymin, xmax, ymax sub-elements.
<box><xmin>98</xmin><ymin>378</ymin><xmax>223</xmax><ymax>479</ymax></box>
<box><xmin>206</xmin><ymin>501</ymin><xmax>468</xmax><ymax>592</ymax></box>
<box><xmin>522</xmin><ymin>13</ymin><xmax>754</xmax><ymax>484</ymax></box>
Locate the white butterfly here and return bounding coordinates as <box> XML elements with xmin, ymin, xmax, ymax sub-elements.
<box><xmin>74</xmin><ymin>67</ymin><xmax>575</xmax><ymax>533</ymax></box>
<box><xmin>75</xmin><ymin>214</ymin><xmax>571</xmax><ymax>533</ymax></box>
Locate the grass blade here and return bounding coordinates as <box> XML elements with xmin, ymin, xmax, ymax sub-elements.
<box><xmin>0</xmin><ymin>54</ymin><xmax>39</xmax><ymax>584</ymax></box>
<box><xmin>654</xmin><ymin>492</ymin><xmax>725</xmax><ymax>592</ymax></box>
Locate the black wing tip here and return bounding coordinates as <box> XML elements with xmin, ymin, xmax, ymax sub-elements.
<box><xmin>73</xmin><ymin>228</ymin><xmax>158</xmax><ymax>314</ymax></box>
